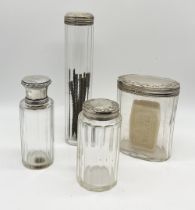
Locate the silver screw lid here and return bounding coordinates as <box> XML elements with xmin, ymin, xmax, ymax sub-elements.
<box><xmin>118</xmin><ymin>74</ymin><xmax>180</xmax><ymax>97</ymax></box>
<box><xmin>21</xmin><ymin>75</ymin><xmax>51</xmax><ymax>102</ymax></box>
<box><xmin>83</xmin><ymin>98</ymin><xmax>120</xmax><ymax>121</ymax></box>
<box><xmin>64</xmin><ymin>12</ymin><xmax>94</xmax><ymax>26</ymax></box>
<box><xmin>21</xmin><ymin>75</ymin><xmax>51</xmax><ymax>88</ymax></box>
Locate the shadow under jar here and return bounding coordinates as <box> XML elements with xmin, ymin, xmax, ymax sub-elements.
<box><xmin>20</xmin><ymin>75</ymin><xmax>54</xmax><ymax>169</ymax></box>
<box><xmin>64</xmin><ymin>12</ymin><xmax>94</xmax><ymax>146</ymax></box>
<box><xmin>77</xmin><ymin>99</ymin><xmax>121</xmax><ymax>191</ymax></box>
<box><xmin>117</xmin><ymin>74</ymin><xmax>180</xmax><ymax>162</ymax></box>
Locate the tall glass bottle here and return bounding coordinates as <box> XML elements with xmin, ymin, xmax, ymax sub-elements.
<box><xmin>64</xmin><ymin>12</ymin><xmax>94</xmax><ymax>145</ymax></box>
<box><xmin>20</xmin><ymin>75</ymin><xmax>54</xmax><ymax>169</ymax></box>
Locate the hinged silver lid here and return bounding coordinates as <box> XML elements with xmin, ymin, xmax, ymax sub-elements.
<box><xmin>21</xmin><ymin>75</ymin><xmax>51</xmax><ymax>102</ymax></box>
<box><xmin>64</xmin><ymin>12</ymin><xmax>94</xmax><ymax>26</ymax></box>
<box><xmin>83</xmin><ymin>98</ymin><xmax>120</xmax><ymax>121</ymax></box>
<box><xmin>118</xmin><ymin>74</ymin><xmax>180</xmax><ymax>97</ymax></box>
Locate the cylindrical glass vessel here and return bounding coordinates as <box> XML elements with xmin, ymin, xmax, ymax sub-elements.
<box><xmin>117</xmin><ymin>74</ymin><xmax>180</xmax><ymax>162</ymax></box>
<box><xmin>64</xmin><ymin>12</ymin><xmax>94</xmax><ymax>145</ymax></box>
<box><xmin>77</xmin><ymin>98</ymin><xmax>121</xmax><ymax>192</ymax></box>
<box><xmin>20</xmin><ymin>75</ymin><xmax>54</xmax><ymax>169</ymax></box>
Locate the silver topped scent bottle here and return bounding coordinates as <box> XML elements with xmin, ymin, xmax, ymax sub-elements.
<box><xmin>20</xmin><ymin>75</ymin><xmax>54</xmax><ymax>169</ymax></box>
<box><xmin>117</xmin><ymin>74</ymin><xmax>180</xmax><ymax>161</ymax></box>
<box><xmin>64</xmin><ymin>12</ymin><xmax>94</xmax><ymax>145</ymax></box>
<box><xmin>77</xmin><ymin>98</ymin><xmax>121</xmax><ymax>191</ymax></box>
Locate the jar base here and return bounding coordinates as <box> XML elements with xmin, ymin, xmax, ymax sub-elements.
<box><xmin>77</xmin><ymin>165</ymin><xmax>117</xmax><ymax>192</ymax></box>
<box><xmin>77</xmin><ymin>179</ymin><xmax>117</xmax><ymax>192</ymax></box>
<box><xmin>120</xmin><ymin>145</ymin><xmax>170</xmax><ymax>162</ymax></box>
<box><xmin>22</xmin><ymin>151</ymin><xmax>53</xmax><ymax>169</ymax></box>
<box><xmin>65</xmin><ymin>137</ymin><xmax>77</xmax><ymax>146</ymax></box>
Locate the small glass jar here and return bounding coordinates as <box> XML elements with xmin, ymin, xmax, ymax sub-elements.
<box><xmin>64</xmin><ymin>12</ymin><xmax>94</xmax><ymax>146</ymax></box>
<box><xmin>117</xmin><ymin>74</ymin><xmax>180</xmax><ymax>162</ymax></box>
<box><xmin>20</xmin><ymin>75</ymin><xmax>54</xmax><ymax>169</ymax></box>
<box><xmin>77</xmin><ymin>98</ymin><xmax>121</xmax><ymax>191</ymax></box>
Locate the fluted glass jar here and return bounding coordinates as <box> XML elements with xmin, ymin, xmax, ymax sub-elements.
<box><xmin>20</xmin><ymin>75</ymin><xmax>54</xmax><ymax>169</ymax></box>
<box><xmin>64</xmin><ymin>12</ymin><xmax>94</xmax><ymax>145</ymax></box>
<box><xmin>117</xmin><ymin>74</ymin><xmax>180</xmax><ymax>162</ymax></box>
<box><xmin>77</xmin><ymin>99</ymin><xmax>121</xmax><ymax>191</ymax></box>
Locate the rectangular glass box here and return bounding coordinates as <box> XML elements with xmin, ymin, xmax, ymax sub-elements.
<box><xmin>117</xmin><ymin>74</ymin><xmax>180</xmax><ymax>161</ymax></box>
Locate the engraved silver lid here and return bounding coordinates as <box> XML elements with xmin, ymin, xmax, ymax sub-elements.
<box><xmin>64</xmin><ymin>12</ymin><xmax>94</xmax><ymax>26</ymax></box>
<box><xmin>21</xmin><ymin>75</ymin><xmax>51</xmax><ymax>103</ymax></box>
<box><xmin>118</xmin><ymin>74</ymin><xmax>180</xmax><ymax>97</ymax></box>
<box><xmin>83</xmin><ymin>98</ymin><xmax>120</xmax><ymax>121</ymax></box>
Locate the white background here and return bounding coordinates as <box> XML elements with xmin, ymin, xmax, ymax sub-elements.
<box><xmin>0</xmin><ymin>0</ymin><xmax>195</xmax><ymax>209</ymax></box>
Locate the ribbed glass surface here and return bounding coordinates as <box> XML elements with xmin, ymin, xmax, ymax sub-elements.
<box><xmin>65</xmin><ymin>23</ymin><xmax>94</xmax><ymax>146</ymax></box>
<box><xmin>20</xmin><ymin>99</ymin><xmax>54</xmax><ymax>169</ymax></box>
<box><xmin>77</xmin><ymin>112</ymin><xmax>121</xmax><ymax>191</ymax></box>
<box><xmin>118</xmin><ymin>88</ymin><xmax>179</xmax><ymax>162</ymax></box>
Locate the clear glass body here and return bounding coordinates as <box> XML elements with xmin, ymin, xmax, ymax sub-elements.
<box><xmin>65</xmin><ymin>24</ymin><xmax>93</xmax><ymax>145</ymax></box>
<box><xmin>20</xmin><ymin>98</ymin><xmax>54</xmax><ymax>169</ymax></box>
<box><xmin>118</xmin><ymin>90</ymin><xmax>179</xmax><ymax>161</ymax></box>
<box><xmin>77</xmin><ymin>112</ymin><xmax>121</xmax><ymax>191</ymax></box>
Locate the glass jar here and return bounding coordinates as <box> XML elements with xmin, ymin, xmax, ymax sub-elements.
<box><xmin>64</xmin><ymin>12</ymin><xmax>94</xmax><ymax>145</ymax></box>
<box><xmin>77</xmin><ymin>99</ymin><xmax>121</xmax><ymax>191</ymax></box>
<box><xmin>20</xmin><ymin>75</ymin><xmax>54</xmax><ymax>169</ymax></box>
<box><xmin>117</xmin><ymin>74</ymin><xmax>180</xmax><ymax>162</ymax></box>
